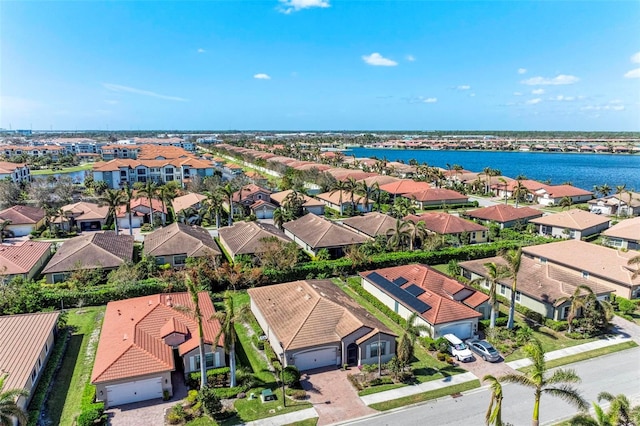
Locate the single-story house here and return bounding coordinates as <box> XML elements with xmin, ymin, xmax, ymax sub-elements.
<box><xmin>55</xmin><ymin>202</ymin><xmax>109</xmax><ymax>232</ymax></box>
<box><xmin>0</xmin><ymin>312</ymin><xmax>60</xmax><ymax>416</ymax></box>
<box><xmin>248</xmin><ymin>279</ymin><xmax>397</xmax><ymax>371</ymax></box>
<box><xmin>250</xmin><ymin>200</ymin><xmax>278</xmax><ymax>219</ymax></box>
<box><xmin>245</xmin><ymin>170</ymin><xmax>269</xmax><ymax>187</ymax></box>
<box><xmin>341</xmin><ymin>212</ymin><xmax>397</xmax><ymax>238</ymax></box>
<box><xmin>217</xmin><ymin>221</ymin><xmax>292</xmax><ymax>261</ymax></box>
<box><xmin>117</xmin><ymin>197</ymin><xmax>167</xmax><ymax>229</ymax></box>
<box><xmin>379</xmin><ymin>179</ymin><xmax>431</xmax><ymax>199</ymax></box>
<box><xmin>42</xmin><ymin>233</ymin><xmax>135</xmax><ymax>283</ymax></box>
<box><xmin>172</xmin><ymin>193</ymin><xmax>208</xmax><ymax>215</ymax></box>
<box><xmin>0</xmin><ymin>205</ymin><xmax>46</xmax><ymax>237</ymax></box>
<box><xmin>465</xmin><ymin>204</ymin><xmax>544</xmax><ymax>229</ymax></box>
<box><xmin>402</xmin><ymin>188</ymin><xmax>469</xmax><ymax>209</ymax></box>
<box><xmin>143</xmin><ymin>222</ymin><xmax>221</xmax><ymax>268</ymax></box>
<box><xmin>315</xmin><ymin>190</ymin><xmax>373</xmax><ymax>215</ymax></box>
<box><xmin>529</xmin><ymin>209</ymin><xmax>610</xmax><ymax>240</ymax></box>
<box><xmin>283</xmin><ymin>213</ymin><xmax>370</xmax><ymax>258</ymax></box>
<box><xmin>588</xmin><ymin>192</ymin><xmax>640</xmax><ymax>217</ymax></box>
<box><xmin>405</xmin><ymin>212</ymin><xmax>488</xmax><ymax>244</ymax></box>
<box><xmin>0</xmin><ymin>241</ymin><xmax>52</xmax><ymax>280</ymax></box>
<box><xmin>360</xmin><ymin>264</ymin><xmax>489</xmax><ymax>339</ymax></box>
<box><xmin>518</xmin><ymin>239</ymin><xmax>640</xmax><ymax>299</ymax></box>
<box><xmin>534</xmin><ymin>185</ymin><xmax>593</xmax><ymax>206</ymax></box>
<box><xmin>92</xmin><ymin>292</ymin><xmax>225</xmax><ymax>408</ymax></box>
<box><xmin>270</xmin><ymin>190</ymin><xmax>325</xmax><ymax>216</ymax></box>
<box><xmin>602</xmin><ymin>217</ymin><xmax>640</xmax><ymax>250</ymax></box>
<box><xmin>460</xmin><ymin>254</ymin><xmax>614</xmax><ymax>321</ymax></box>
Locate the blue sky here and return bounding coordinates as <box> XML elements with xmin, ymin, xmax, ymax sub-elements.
<box><xmin>1</xmin><ymin>0</ymin><xmax>639</xmax><ymax>131</ymax></box>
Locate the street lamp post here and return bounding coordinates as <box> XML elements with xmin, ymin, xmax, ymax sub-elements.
<box><xmin>281</xmin><ymin>365</ymin><xmax>286</xmax><ymax>407</ymax></box>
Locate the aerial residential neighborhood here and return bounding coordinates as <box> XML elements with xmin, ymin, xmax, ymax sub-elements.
<box><xmin>0</xmin><ymin>131</ymin><xmax>639</xmax><ymax>426</ymax></box>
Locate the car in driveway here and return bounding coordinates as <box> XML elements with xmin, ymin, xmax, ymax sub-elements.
<box><xmin>468</xmin><ymin>339</ymin><xmax>501</xmax><ymax>362</ymax></box>
<box><xmin>443</xmin><ymin>334</ymin><xmax>474</xmax><ymax>362</ymax></box>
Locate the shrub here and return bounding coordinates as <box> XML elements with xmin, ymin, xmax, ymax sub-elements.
<box><xmin>436</xmin><ymin>352</ymin><xmax>446</xmax><ymax>361</ymax></box>
<box><xmin>140</xmin><ymin>223</ymin><xmax>153</xmax><ymax>232</ymax></box>
<box><xmin>77</xmin><ymin>408</ymin><xmax>105</xmax><ymax>426</ymax></box>
<box><xmin>291</xmin><ymin>390</ymin><xmax>307</xmax><ymax>400</ymax></box>
<box><xmin>186</xmin><ymin>367</ymin><xmax>231</xmax><ymax>389</ymax></box>
<box><xmin>282</xmin><ymin>366</ymin><xmax>301</xmax><ymax>387</ymax></box>
<box><xmin>545</xmin><ymin>319</ymin><xmax>568</xmax><ymax>332</ymax></box>
<box><xmin>212</xmin><ymin>386</ymin><xmax>244</xmax><ymax>399</ymax></box>
<box><xmin>198</xmin><ymin>386</ymin><xmax>223</xmax><ymax>418</ymax></box>
<box><xmin>167</xmin><ymin>404</ymin><xmax>186</xmax><ymax>425</ymax></box>
<box><xmin>616</xmin><ymin>297</ymin><xmax>638</xmax><ymax>316</ymax></box>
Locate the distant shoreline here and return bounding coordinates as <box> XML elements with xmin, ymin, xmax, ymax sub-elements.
<box><xmin>342</xmin><ymin>146</ymin><xmax>639</xmax><ymax>155</ymax></box>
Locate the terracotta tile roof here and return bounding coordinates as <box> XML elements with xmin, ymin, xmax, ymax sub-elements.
<box><xmin>494</xmin><ymin>179</ymin><xmax>548</xmax><ymax>192</ymax></box>
<box><xmin>172</xmin><ymin>193</ymin><xmax>208</xmax><ymax>213</ymax></box>
<box><xmin>315</xmin><ymin>190</ymin><xmax>373</xmax><ymax>207</ymax></box>
<box><xmin>92</xmin><ymin>155</ymin><xmax>212</xmax><ymax>172</ymax></box>
<box><xmin>333</xmin><ymin>171</ymin><xmax>377</xmax><ymax>182</ymax></box>
<box><xmin>0</xmin><ymin>205</ymin><xmax>45</xmax><ymax>224</ymax></box>
<box><xmin>248</xmin><ymin>280</ymin><xmax>395</xmax><ymax>351</ymax></box>
<box><xmin>379</xmin><ymin>179</ymin><xmax>431</xmax><ymax>195</ymax></box>
<box><xmin>269</xmin><ymin>190</ymin><xmax>325</xmax><ymax>208</ymax></box>
<box><xmin>602</xmin><ymin>217</ymin><xmax>640</xmax><ymax>241</ymax></box>
<box><xmin>42</xmin><ymin>233</ymin><xmax>134</xmax><ymax>274</ymax></box>
<box><xmin>143</xmin><ymin>223</ymin><xmax>221</xmax><ymax>258</ymax></box>
<box><xmin>218</xmin><ymin>221</ymin><xmax>291</xmax><ymax>257</ymax></box>
<box><xmin>523</xmin><ymin>240</ymin><xmax>640</xmax><ymax>287</ymax></box>
<box><xmin>342</xmin><ymin>212</ymin><xmax>398</xmax><ymax>238</ymax></box>
<box><xmin>92</xmin><ymin>292</ymin><xmax>223</xmax><ymax>383</ymax></box>
<box><xmin>55</xmin><ymin>202</ymin><xmax>108</xmax><ymax>222</ymax></box>
<box><xmin>0</xmin><ymin>162</ymin><xmax>27</xmax><ymax>174</ymax></box>
<box><xmin>544</xmin><ymin>185</ymin><xmax>593</xmax><ymax>198</ymax></box>
<box><xmin>405</xmin><ymin>213</ymin><xmax>487</xmax><ymax>234</ymax></box>
<box><xmin>460</xmin><ymin>255</ymin><xmax>614</xmax><ymax>306</ymax></box>
<box><xmin>404</xmin><ymin>188</ymin><xmax>468</xmax><ymax>203</ymax></box>
<box><xmin>293</xmin><ymin>163</ymin><xmax>333</xmax><ymax>172</ymax></box>
<box><xmin>232</xmin><ymin>184</ymin><xmax>271</xmax><ymax>203</ymax></box>
<box><xmin>529</xmin><ymin>209</ymin><xmax>610</xmax><ymax>230</ymax></box>
<box><xmin>360</xmin><ymin>264</ymin><xmax>486</xmax><ymax>325</ymax></box>
<box><xmin>467</xmin><ymin>204</ymin><xmax>543</xmax><ymax>223</ymax></box>
<box><xmin>283</xmin><ymin>214</ymin><xmax>370</xmax><ymax>249</ymax></box>
<box><xmin>0</xmin><ymin>312</ymin><xmax>60</xmax><ymax>394</ymax></box>
<box><xmin>137</xmin><ymin>144</ymin><xmax>190</xmax><ymax>160</ymax></box>
<box><xmin>0</xmin><ymin>241</ymin><xmax>51</xmax><ymax>275</ymax></box>
<box><xmin>117</xmin><ymin>197</ymin><xmax>167</xmax><ymax>217</ymax></box>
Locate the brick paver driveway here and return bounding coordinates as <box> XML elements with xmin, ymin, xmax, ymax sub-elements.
<box><xmin>301</xmin><ymin>367</ymin><xmax>375</xmax><ymax>426</ymax></box>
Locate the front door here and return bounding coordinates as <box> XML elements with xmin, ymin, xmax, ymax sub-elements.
<box><xmin>347</xmin><ymin>343</ymin><xmax>358</xmax><ymax>365</ymax></box>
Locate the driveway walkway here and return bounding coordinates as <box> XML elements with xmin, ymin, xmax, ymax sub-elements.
<box><xmin>611</xmin><ymin>315</ymin><xmax>640</xmax><ymax>344</ymax></box>
<box><xmin>301</xmin><ymin>367</ymin><xmax>375</xmax><ymax>426</ymax></box>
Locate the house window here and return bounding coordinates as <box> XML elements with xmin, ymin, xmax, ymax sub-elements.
<box><xmin>582</xmin><ymin>271</ymin><xmax>589</xmax><ymax>279</ymax></box>
<box><xmin>500</xmin><ymin>285</ymin><xmax>506</xmax><ymax>295</ymax></box>
<box><xmin>370</xmin><ymin>341</ymin><xmax>388</xmax><ymax>358</ymax></box>
<box><xmin>155</xmin><ymin>257</ymin><xmax>166</xmax><ymax>265</ymax></box>
<box><xmin>195</xmin><ymin>353</ymin><xmax>216</xmax><ymax>370</ymax></box>
<box><xmin>38</xmin><ymin>358</ymin><xmax>42</xmax><ymax>369</ymax></box>
<box><xmin>31</xmin><ymin>369</ymin><xmax>37</xmax><ymax>384</ymax></box>
<box><xmin>483</xmin><ymin>279</ymin><xmax>490</xmax><ymax>289</ymax></box>
<box><xmin>45</xmin><ymin>343</ymin><xmax>49</xmax><ymax>354</ymax></box>
<box><xmin>52</xmin><ymin>273</ymin><xmax>67</xmax><ymax>284</ymax></box>
<box><xmin>561</xmin><ymin>306</ymin><xmax>570</xmax><ymax>319</ymax></box>
<box><xmin>174</xmin><ymin>255</ymin><xmax>187</xmax><ymax>266</ymax></box>
<box><xmin>515</xmin><ymin>291</ymin><xmax>521</xmax><ymax>303</ymax></box>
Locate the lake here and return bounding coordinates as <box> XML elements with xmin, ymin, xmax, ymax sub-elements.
<box><xmin>348</xmin><ymin>148</ymin><xmax>640</xmax><ymax>192</ymax></box>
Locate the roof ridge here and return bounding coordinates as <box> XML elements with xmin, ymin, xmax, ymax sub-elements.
<box><xmin>309</xmin><ymin>215</ymin><xmax>333</xmax><ymax>247</ymax></box>
<box><xmin>93</xmin><ymin>342</ymin><xmax>136</xmax><ymax>382</ymax></box>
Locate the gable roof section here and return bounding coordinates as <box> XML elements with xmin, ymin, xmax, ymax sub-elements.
<box><xmin>57</xmin><ymin>202</ymin><xmax>109</xmax><ymax>222</ymax></box>
<box><xmin>405</xmin><ymin>212</ymin><xmax>487</xmax><ymax>234</ymax></box>
<box><xmin>0</xmin><ymin>161</ymin><xmax>27</xmax><ymax>174</ymax></box>
<box><xmin>360</xmin><ymin>264</ymin><xmax>487</xmax><ymax>325</ymax></box>
<box><xmin>544</xmin><ymin>185</ymin><xmax>592</xmax><ymax>198</ymax></box>
<box><xmin>143</xmin><ymin>223</ymin><xmax>221</xmax><ymax>258</ymax></box>
<box><xmin>315</xmin><ymin>190</ymin><xmax>373</xmax><ymax>207</ymax></box>
<box><xmin>92</xmin><ymin>292</ymin><xmax>223</xmax><ymax>383</ymax></box>
<box><xmin>379</xmin><ymin>179</ymin><xmax>431</xmax><ymax>195</ymax></box>
<box><xmin>248</xmin><ymin>280</ymin><xmax>395</xmax><ymax>351</ymax></box>
<box><xmin>172</xmin><ymin>193</ymin><xmax>208</xmax><ymax>213</ymax></box>
<box><xmin>232</xmin><ymin>184</ymin><xmax>272</xmax><ymax>203</ymax></box>
<box><xmin>403</xmin><ymin>188</ymin><xmax>468</xmax><ymax>203</ymax></box>
<box><xmin>0</xmin><ymin>205</ymin><xmax>46</xmax><ymax>224</ymax></box>
<box><xmin>529</xmin><ymin>209</ymin><xmax>610</xmax><ymax>230</ymax></box>
<box><xmin>269</xmin><ymin>190</ymin><xmax>325</xmax><ymax>208</ymax></box>
<box><xmin>42</xmin><ymin>233</ymin><xmax>134</xmax><ymax>274</ymax></box>
<box><xmin>283</xmin><ymin>214</ymin><xmax>370</xmax><ymax>249</ymax></box>
<box><xmin>0</xmin><ymin>241</ymin><xmax>52</xmax><ymax>275</ymax></box>
<box><xmin>218</xmin><ymin>221</ymin><xmax>291</xmax><ymax>256</ymax></box>
<box><xmin>467</xmin><ymin>204</ymin><xmax>543</xmax><ymax>223</ymax></box>
<box><xmin>341</xmin><ymin>212</ymin><xmax>398</xmax><ymax>238</ymax></box>
<box><xmin>602</xmin><ymin>217</ymin><xmax>640</xmax><ymax>241</ymax></box>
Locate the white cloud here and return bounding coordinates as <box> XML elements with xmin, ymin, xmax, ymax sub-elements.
<box><xmin>513</xmin><ymin>92</ymin><xmax>523</xmax><ymax>96</ymax></box>
<box><xmin>406</xmin><ymin>55</ymin><xmax>416</xmax><ymax>62</ymax></box>
<box><xmin>457</xmin><ymin>85</ymin><xmax>471</xmax><ymax>90</ymax></box>
<box><xmin>104</xmin><ymin>100</ymin><xmax>119</xmax><ymax>105</ymax></box>
<box><xmin>423</xmin><ymin>97</ymin><xmax>437</xmax><ymax>103</ymax></box>
<box><xmin>362</xmin><ymin>53</ymin><xmax>398</xmax><ymax>67</ymax></box>
<box><xmin>521</xmin><ymin>74</ymin><xmax>580</xmax><ymax>85</ymax></box>
<box><xmin>581</xmin><ymin>104</ymin><xmax>625</xmax><ymax>111</ymax></box>
<box><xmin>624</xmin><ymin>68</ymin><xmax>640</xmax><ymax>79</ymax></box>
<box><xmin>526</xmin><ymin>98</ymin><xmax>542</xmax><ymax>105</ymax></box>
<box><xmin>278</xmin><ymin>0</ymin><xmax>329</xmax><ymax>14</ymax></box>
<box><xmin>197</xmin><ymin>48</ymin><xmax>206</xmax><ymax>53</ymax></box>
<box><xmin>549</xmin><ymin>95</ymin><xmax>575</xmax><ymax>102</ymax></box>
<box><xmin>518</xmin><ymin>68</ymin><xmax>527</xmax><ymax>74</ymax></box>
<box><xmin>631</xmin><ymin>52</ymin><xmax>640</xmax><ymax>64</ymax></box>
<box><xmin>102</xmin><ymin>83</ymin><xmax>187</xmax><ymax>102</ymax></box>
<box><xmin>531</xmin><ymin>88</ymin><xmax>545</xmax><ymax>95</ymax></box>
<box><xmin>253</xmin><ymin>73</ymin><xmax>271</xmax><ymax>80</ymax></box>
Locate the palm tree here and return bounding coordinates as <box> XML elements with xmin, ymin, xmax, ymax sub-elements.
<box><xmin>501</xmin><ymin>338</ymin><xmax>588</xmax><ymax>426</ymax></box>
<box><xmin>344</xmin><ymin>177</ymin><xmax>359</xmax><ymax>212</ymax></box>
<box><xmin>158</xmin><ymin>184</ymin><xmax>178</xmax><ymax>226</ymax></box>
<box><xmin>0</xmin><ymin>220</ymin><xmax>11</xmax><ymax>243</ymax></box>
<box><xmin>483</xmin><ymin>375</ymin><xmax>504</xmax><ymax>426</ymax></box>
<box><xmin>202</xmin><ymin>190</ymin><xmax>224</xmax><ymax>228</ymax></box>
<box><xmin>569</xmin><ymin>402</ymin><xmax>611</xmax><ymax>426</ymax></box>
<box><xmin>98</xmin><ymin>188</ymin><xmax>125</xmax><ymax>235</ymax></box>
<box><xmin>386</xmin><ymin>219</ymin><xmax>412</xmax><ymax>251</ymax></box>
<box><xmin>408</xmin><ymin>220</ymin><xmax>427</xmax><ymax>251</ymax></box>
<box><xmin>559</xmin><ymin>196</ymin><xmax>573</xmax><ymax>210</ymax></box>
<box><xmin>396</xmin><ymin>312</ymin><xmax>430</xmax><ymax>365</ymax></box>
<box><xmin>356</xmin><ymin>181</ymin><xmax>379</xmax><ymax>212</ymax></box>
<box><xmin>615</xmin><ymin>185</ymin><xmax>626</xmax><ymax>218</ymax></box>
<box><xmin>512</xmin><ymin>179</ymin><xmax>530</xmax><ymax>208</ymax></box>
<box><xmin>0</xmin><ymin>373</ymin><xmax>28</xmax><ymax>426</ymax></box>
<box><xmin>330</xmin><ymin>180</ymin><xmax>349</xmax><ymax>215</ymax></box>
<box><xmin>272</xmin><ymin>207</ymin><xmax>289</xmax><ymax>230</ymax></box>
<box><xmin>136</xmin><ymin>181</ymin><xmax>158</xmax><ymax>228</ymax></box>
<box><xmin>628</xmin><ymin>255</ymin><xmax>640</xmax><ymax>280</ymax></box>
<box><xmin>556</xmin><ymin>285</ymin><xmax>594</xmax><ymax>333</ymax></box>
<box><xmin>217</xmin><ymin>183</ymin><xmax>235</xmax><ymax>226</ymax></box>
<box><xmin>180</xmin><ymin>275</ymin><xmax>207</xmax><ymax>390</ymax></box>
<box><xmin>122</xmin><ymin>183</ymin><xmax>135</xmax><ymax>236</ymax></box>
<box><xmin>502</xmin><ymin>248</ymin><xmax>522</xmax><ymax>330</ymax></box>
<box><xmin>599</xmin><ymin>183</ymin><xmax>612</xmax><ymax>197</ymax></box>
<box><xmin>212</xmin><ymin>290</ymin><xmax>251</xmax><ymax>388</ymax></box>
<box><xmin>597</xmin><ymin>391</ymin><xmax>638</xmax><ymax>426</ymax></box>
<box><xmin>479</xmin><ymin>262</ymin><xmax>509</xmax><ymax>329</ymax></box>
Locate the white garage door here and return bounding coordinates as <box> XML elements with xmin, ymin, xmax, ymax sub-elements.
<box><xmin>293</xmin><ymin>348</ymin><xmax>337</xmax><ymax>371</ymax></box>
<box><xmin>440</xmin><ymin>323</ymin><xmax>473</xmax><ymax>340</ymax></box>
<box><xmin>106</xmin><ymin>377</ymin><xmax>163</xmax><ymax>407</ymax></box>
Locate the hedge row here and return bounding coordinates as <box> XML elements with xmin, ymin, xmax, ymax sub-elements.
<box><xmin>77</xmin><ymin>384</ymin><xmax>106</xmax><ymax>426</ymax></box>
<box><xmin>186</xmin><ymin>367</ymin><xmax>231</xmax><ymax>389</ymax></box>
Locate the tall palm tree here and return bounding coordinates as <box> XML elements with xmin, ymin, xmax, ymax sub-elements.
<box><xmin>158</xmin><ymin>184</ymin><xmax>178</xmax><ymax>226</ymax></box>
<box><xmin>628</xmin><ymin>255</ymin><xmax>640</xmax><ymax>280</ymax></box>
<box><xmin>180</xmin><ymin>275</ymin><xmax>207</xmax><ymax>390</ymax></box>
<box><xmin>556</xmin><ymin>285</ymin><xmax>594</xmax><ymax>333</ymax></box>
<box><xmin>386</xmin><ymin>219</ymin><xmax>412</xmax><ymax>251</ymax></box>
<box><xmin>356</xmin><ymin>180</ymin><xmax>379</xmax><ymax>212</ymax></box>
<box><xmin>501</xmin><ymin>338</ymin><xmax>588</xmax><ymax>426</ymax></box>
<box><xmin>599</xmin><ymin>183</ymin><xmax>612</xmax><ymax>197</ymax></box>
<box><xmin>615</xmin><ymin>185</ymin><xmax>626</xmax><ymax>218</ymax></box>
<box><xmin>217</xmin><ymin>183</ymin><xmax>235</xmax><ymax>226</ymax></box>
<box><xmin>512</xmin><ymin>179</ymin><xmax>530</xmax><ymax>208</ymax></box>
<box><xmin>0</xmin><ymin>373</ymin><xmax>28</xmax><ymax>426</ymax></box>
<box><xmin>212</xmin><ymin>291</ymin><xmax>251</xmax><ymax>388</ymax></box>
<box><xmin>122</xmin><ymin>183</ymin><xmax>135</xmax><ymax>236</ymax></box>
<box><xmin>272</xmin><ymin>207</ymin><xmax>289</xmax><ymax>230</ymax></box>
<box><xmin>330</xmin><ymin>180</ymin><xmax>349</xmax><ymax>215</ymax></box>
<box><xmin>569</xmin><ymin>402</ymin><xmax>611</xmax><ymax>426</ymax></box>
<box><xmin>344</xmin><ymin>177</ymin><xmax>359</xmax><ymax>212</ymax></box>
<box><xmin>397</xmin><ymin>312</ymin><xmax>430</xmax><ymax>365</ymax></box>
<box><xmin>136</xmin><ymin>181</ymin><xmax>158</xmax><ymax>228</ymax></box>
<box><xmin>202</xmin><ymin>190</ymin><xmax>224</xmax><ymax>229</ymax></box>
<box><xmin>0</xmin><ymin>220</ymin><xmax>11</xmax><ymax>243</ymax></box>
<box><xmin>502</xmin><ymin>248</ymin><xmax>522</xmax><ymax>330</ymax></box>
<box><xmin>597</xmin><ymin>391</ymin><xmax>639</xmax><ymax>426</ymax></box>
<box><xmin>408</xmin><ymin>220</ymin><xmax>427</xmax><ymax>251</ymax></box>
<box><xmin>559</xmin><ymin>196</ymin><xmax>573</xmax><ymax>210</ymax></box>
<box><xmin>483</xmin><ymin>375</ymin><xmax>504</xmax><ymax>426</ymax></box>
<box><xmin>480</xmin><ymin>262</ymin><xmax>509</xmax><ymax>329</ymax></box>
<box><xmin>98</xmin><ymin>188</ymin><xmax>125</xmax><ymax>235</ymax></box>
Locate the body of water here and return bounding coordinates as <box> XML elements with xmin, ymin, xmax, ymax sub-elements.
<box><xmin>348</xmin><ymin>148</ymin><xmax>640</xmax><ymax>192</ymax></box>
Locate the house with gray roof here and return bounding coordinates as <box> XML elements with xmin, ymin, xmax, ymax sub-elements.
<box><xmin>217</xmin><ymin>221</ymin><xmax>291</xmax><ymax>261</ymax></box>
<box><xmin>143</xmin><ymin>222</ymin><xmax>221</xmax><ymax>268</ymax></box>
<box><xmin>341</xmin><ymin>212</ymin><xmax>397</xmax><ymax>238</ymax></box>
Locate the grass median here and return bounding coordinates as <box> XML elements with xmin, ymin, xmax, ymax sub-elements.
<box><xmin>369</xmin><ymin>379</ymin><xmax>481</xmax><ymax>411</ymax></box>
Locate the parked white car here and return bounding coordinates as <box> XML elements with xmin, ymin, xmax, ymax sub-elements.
<box><xmin>443</xmin><ymin>333</ymin><xmax>474</xmax><ymax>362</ymax></box>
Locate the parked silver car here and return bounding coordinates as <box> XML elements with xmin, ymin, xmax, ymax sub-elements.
<box><xmin>468</xmin><ymin>340</ymin><xmax>501</xmax><ymax>362</ymax></box>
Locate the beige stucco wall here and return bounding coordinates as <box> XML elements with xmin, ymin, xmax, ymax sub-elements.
<box><xmin>94</xmin><ymin>371</ymin><xmax>173</xmax><ymax>408</ymax></box>
<box><xmin>183</xmin><ymin>344</ymin><xmax>226</xmax><ymax>374</ymax></box>
<box><xmin>356</xmin><ymin>332</ymin><xmax>396</xmax><ymax>366</ymax></box>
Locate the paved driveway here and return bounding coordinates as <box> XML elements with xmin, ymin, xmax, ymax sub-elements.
<box><xmin>300</xmin><ymin>367</ymin><xmax>375</xmax><ymax>426</ymax></box>
<box><xmin>457</xmin><ymin>354</ymin><xmax>515</xmax><ymax>380</ymax></box>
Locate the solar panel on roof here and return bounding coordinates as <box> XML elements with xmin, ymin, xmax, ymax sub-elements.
<box><xmin>392</xmin><ymin>277</ymin><xmax>408</xmax><ymax>286</ymax></box>
<box><xmin>366</xmin><ymin>272</ymin><xmax>431</xmax><ymax>313</ymax></box>
<box><xmin>405</xmin><ymin>284</ymin><xmax>425</xmax><ymax>297</ymax></box>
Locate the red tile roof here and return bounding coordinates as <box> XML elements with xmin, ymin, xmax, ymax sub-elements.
<box><xmin>405</xmin><ymin>213</ymin><xmax>487</xmax><ymax>234</ymax></box>
<box><xmin>0</xmin><ymin>205</ymin><xmax>46</xmax><ymax>224</ymax></box>
<box><xmin>379</xmin><ymin>179</ymin><xmax>431</xmax><ymax>195</ymax></box>
<box><xmin>0</xmin><ymin>241</ymin><xmax>52</xmax><ymax>275</ymax></box>
<box><xmin>404</xmin><ymin>188</ymin><xmax>468</xmax><ymax>203</ymax></box>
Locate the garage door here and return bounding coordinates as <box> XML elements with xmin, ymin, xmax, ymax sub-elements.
<box><xmin>439</xmin><ymin>323</ymin><xmax>473</xmax><ymax>340</ymax></box>
<box><xmin>106</xmin><ymin>377</ymin><xmax>163</xmax><ymax>407</ymax></box>
<box><xmin>293</xmin><ymin>348</ymin><xmax>337</xmax><ymax>371</ymax></box>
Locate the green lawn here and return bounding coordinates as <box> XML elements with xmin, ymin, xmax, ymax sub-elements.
<box><xmin>284</xmin><ymin>418</ymin><xmax>319</xmax><ymax>426</ymax></box>
<box><xmin>186</xmin><ymin>417</ymin><xmax>218</xmax><ymax>425</ymax></box>
<box><xmin>369</xmin><ymin>380</ymin><xmax>481</xmax><ymax>411</ymax></box>
<box><xmin>30</xmin><ymin>163</ymin><xmax>94</xmax><ymax>175</ymax></box>
<box><xmin>45</xmin><ymin>307</ymin><xmax>105</xmax><ymax>426</ymax></box>
<box><xmin>503</xmin><ymin>326</ymin><xmax>599</xmax><ymax>361</ymax></box>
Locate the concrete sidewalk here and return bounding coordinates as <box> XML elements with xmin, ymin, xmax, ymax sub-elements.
<box><xmin>246</xmin><ymin>407</ymin><xmax>318</xmax><ymax>426</ymax></box>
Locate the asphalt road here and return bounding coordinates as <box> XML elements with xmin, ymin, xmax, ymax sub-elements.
<box><xmin>344</xmin><ymin>347</ymin><xmax>640</xmax><ymax>426</ymax></box>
